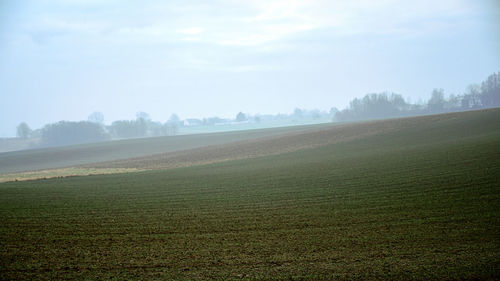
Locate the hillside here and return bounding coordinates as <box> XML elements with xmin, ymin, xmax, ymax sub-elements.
<box><xmin>2</xmin><ymin>109</ymin><xmax>499</xmax><ymax>181</ymax></box>
<box><xmin>84</xmin><ymin>108</ymin><xmax>500</xmax><ymax>171</ymax></box>
<box><xmin>0</xmin><ymin>124</ymin><xmax>329</xmax><ymax>175</ymax></box>
<box><xmin>0</xmin><ymin>109</ymin><xmax>499</xmax><ymax>280</ymax></box>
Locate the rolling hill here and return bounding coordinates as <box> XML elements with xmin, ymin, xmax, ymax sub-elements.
<box><xmin>0</xmin><ymin>108</ymin><xmax>499</xmax><ymax>280</ymax></box>
<box><xmin>0</xmin><ymin>123</ymin><xmax>331</xmax><ymax>175</ymax></box>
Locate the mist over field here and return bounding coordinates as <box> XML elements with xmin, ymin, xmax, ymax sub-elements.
<box><xmin>1</xmin><ymin>0</ymin><xmax>499</xmax><ymax>138</ymax></box>
<box><xmin>1</xmin><ymin>70</ymin><xmax>499</xmax><ymax>152</ymax></box>
<box><xmin>1</xmin><ymin>1</ymin><xmax>499</xmax><ymax>280</ymax></box>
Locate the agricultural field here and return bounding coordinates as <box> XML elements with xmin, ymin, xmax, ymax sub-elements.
<box><xmin>0</xmin><ymin>109</ymin><xmax>499</xmax><ymax>280</ymax></box>
<box><xmin>0</xmin><ymin>123</ymin><xmax>328</xmax><ymax>175</ymax></box>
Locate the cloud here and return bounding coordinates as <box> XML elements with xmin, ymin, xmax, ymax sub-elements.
<box><xmin>11</xmin><ymin>0</ymin><xmax>486</xmax><ymax>72</ymax></box>
<box><xmin>177</xmin><ymin>27</ymin><xmax>204</xmax><ymax>35</ymax></box>
<box><xmin>236</xmin><ymin>0</ymin><xmax>476</xmax><ymax>38</ymax></box>
<box><xmin>21</xmin><ymin>0</ymin><xmax>478</xmax><ymax>48</ymax></box>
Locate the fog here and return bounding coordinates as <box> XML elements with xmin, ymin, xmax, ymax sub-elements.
<box><xmin>1</xmin><ymin>0</ymin><xmax>499</xmax><ymax>139</ymax></box>
<box><xmin>1</xmin><ymin>68</ymin><xmax>496</xmax><ymax>152</ymax></box>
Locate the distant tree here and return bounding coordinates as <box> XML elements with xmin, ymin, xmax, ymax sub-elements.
<box><xmin>332</xmin><ymin>70</ymin><xmax>499</xmax><ymax>123</ymax></box>
<box><xmin>148</xmin><ymin>121</ymin><xmax>162</xmax><ymax>137</ymax></box>
<box><xmin>109</xmin><ymin>119</ymin><xmax>147</xmax><ymax>139</ymax></box>
<box><xmin>109</xmin><ymin>120</ymin><xmax>134</xmax><ymax>138</ymax></box>
<box><xmin>293</xmin><ymin>108</ymin><xmax>303</xmax><ymax>118</ymax></box>
<box><xmin>88</xmin><ymin>111</ymin><xmax>104</xmax><ymax>124</ymax></box>
<box><xmin>334</xmin><ymin>92</ymin><xmax>410</xmax><ymax>121</ymax></box>
<box><xmin>445</xmin><ymin>94</ymin><xmax>461</xmax><ymax>110</ymax></box>
<box><xmin>462</xmin><ymin>84</ymin><xmax>482</xmax><ymax>109</ymax></box>
<box><xmin>168</xmin><ymin>113</ymin><xmax>180</xmax><ymax>124</ymax></box>
<box><xmin>147</xmin><ymin>121</ymin><xmax>177</xmax><ymax>136</ymax></box>
<box><xmin>428</xmin><ymin>88</ymin><xmax>445</xmax><ymax>113</ymax></box>
<box><xmin>480</xmin><ymin>72</ymin><xmax>500</xmax><ymax>107</ymax></box>
<box><xmin>136</xmin><ymin>111</ymin><xmax>151</xmax><ymax>121</ymax></box>
<box><xmin>361</xmin><ymin>93</ymin><xmax>393</xmax><ymax>118</ymax></box>
<box><xmin>41</xmin><ymin>121</ymin><xmax>108</xmax><ymax>147</ymax></box>
<box><xmin>236</xmin><ymin>112</ymin><xmax>247</xmax><ymax>122</ymax></box>
<box><xmin>391</xmin><ymin>93</ymin><xmax>407</xmax><ymax>111</ymax></box>
<box><xmin>136</xmin><ymin>118</ymin><xmax>148</xmax><ymax>136</ymax></box>
<box><xmin>164</xmin><ymin>123</ymin><xmax>178</xmax><ymax>135</ymax></box>
<box><xmin>17</xmin><ymin>122</ymin><xmax>32</xmax><ymax>139</ymax></box>
<box><xmin>329</xmin><ymin>107</ymin><xmax>339</xmax><ymax>116</ymax></box>
<box><xmin>310</xmin><ymin>109</ymin><xmax>321</xmax><ymax>119</ymax></box>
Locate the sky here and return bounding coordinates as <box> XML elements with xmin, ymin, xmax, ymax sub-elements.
<box><xmin>0</xmin><ymin>0</ymin><xmax>499</xmax><ymax>137</ymax></box>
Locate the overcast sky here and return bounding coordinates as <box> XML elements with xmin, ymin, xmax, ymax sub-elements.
<box><xmin>0</xmin><ymin>0</ymin><xmax>499</xmax><ymax>137</ymax></box>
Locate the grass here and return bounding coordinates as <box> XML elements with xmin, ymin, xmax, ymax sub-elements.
<box><xmin>0</xmin><ymin>167</ymin><xmax>140</xmax><ymax>183</ymax></box>
<box><xmin>0</xmin><ymin>109</ymin><xmax>499</xmax><ymax>280</ymax></box>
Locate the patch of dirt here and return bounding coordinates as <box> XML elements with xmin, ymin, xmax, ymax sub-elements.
<box><xmin>0</xmin><ymin>168</ymin><xmax>140</xmax><ymax>183</ymax></box>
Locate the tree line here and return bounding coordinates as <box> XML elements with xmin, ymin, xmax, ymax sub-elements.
<box><xmin>16</xmin><ymin>109</ymin><xmax>335</xmax><ymax>148</ymax></box>
<box><xmin>16</xmin><ymin>112</ymin><xmax>180</xmax><ymax>147</ymax></box>
<box><xmin>334</xmin><ymin>71</ymin><xmax>500</xmax><ymax>122</ymax></box>
<box><xmin>15</xmin><ymin>71</ymin><xmax>499</xmax><ymax>147</ymax></box>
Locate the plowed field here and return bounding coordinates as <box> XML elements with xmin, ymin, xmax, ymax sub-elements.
<box><xmin>0</xmin><ymin>109</ymin><xmax>499</xmax><ymax>280</ymax></box>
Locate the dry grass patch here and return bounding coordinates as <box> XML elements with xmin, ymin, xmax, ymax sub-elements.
<box><xmin>0</xmin><ymin>167</ymin><xmax>141</xmax><ymax>183</ymax></box>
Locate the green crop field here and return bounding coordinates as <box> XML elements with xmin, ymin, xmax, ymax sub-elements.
<box><xmin>0</xmin><ymin>109</ymin><xmax>499</xmax><ymax>280</ymax></box>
